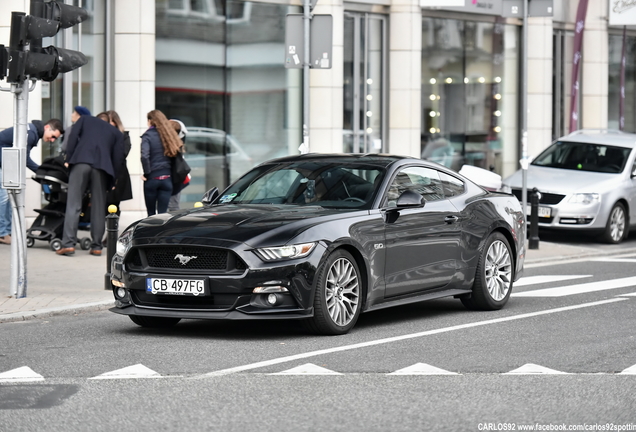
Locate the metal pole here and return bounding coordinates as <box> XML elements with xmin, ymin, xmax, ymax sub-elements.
<box><xmin>10</xmin><ymin>79</ymin><xmax>29</xmax><ymax>298</ymax></box>
<box><xmin>105</xmin><ymin>205</ymin><xmax>119</xmax><ymax>290</ymax></box>
<box><xmin>301</xmin><ymin>0</ymin><xmax>311</xmax><ymax>154</ymax></box>
<box><xmin>520</xmin><ymin>0</ymin><xmax>529</xmax><ymax>231</ymax></box>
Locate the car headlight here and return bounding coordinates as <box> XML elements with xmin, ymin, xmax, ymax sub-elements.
<box><xmin>568</xmin><ymin>193</ymin><xmax>600</xmax><ymax>205</ymax></box>
<box><xmin>116</xmin><ymin>224</ymin><xmax>137</xmax><ymax>256</ymax></box>
<box><xmin>254</xmin><ymin>242</ymin><xmax>316</xmax><ymax>261</ymax></box>
<box><xmin>500</xmin><ymin>184</ymin><xmax>512</xmax><ymax>194</ymax></box>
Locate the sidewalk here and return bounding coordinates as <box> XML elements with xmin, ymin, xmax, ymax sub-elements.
<box><xmin>1</xmin><ymin>231</ymin><xmax>634</xmax><ymax>323</ymax></box>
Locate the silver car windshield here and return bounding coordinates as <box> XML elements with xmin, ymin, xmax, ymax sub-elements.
<box><xmin>218</xmin><ymin>162</ymin><xmax>385</xmax><ymax>209</ymax></box>
<box><xmin>531</xmin><ymin>141</ymin><xmax>630</xmax><ymax>174</ymax></box>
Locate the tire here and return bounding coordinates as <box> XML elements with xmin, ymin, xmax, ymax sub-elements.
<box><xmin>461</xmin><ymin>232</ymin><xmax>513</xmax><ymax>311</ymax></box>
<box><xmin>26</xmin><ymin>238</ymin><xmax>34</xmax><ymax>248</ymax></box>
<box><xmin>602</xmin><ymin>203</ymin><xmax>626</xmax><ymax>244</ymax></box>
<box><xmin>80</xmin><ymin>237</ymin><xmax>92</xmax><ymax>250</ymax></box>
<box><xmin>305</xmin><ymin>249</ymin><xmax>362</xmax><ymax>335</ymax></box>
<box><xmin>49</xmin><ymin>238</ymin><xmax>62</xmax><ymax>251</ymax></box>
<box><xmin>129</xmin><ymin>315</ymin><xmax>181</xmax><ymax>328</ymax></box>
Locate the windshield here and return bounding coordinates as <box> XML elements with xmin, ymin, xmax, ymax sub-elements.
<box><xmin>217</xmin><ymin>161</ymin><xmax>385</xmax><ymax>209</ymax></box>
<box><xmin>531</xmin><ymin>141</ymin><xmax>630</xmax><ymax>174</ymax></box>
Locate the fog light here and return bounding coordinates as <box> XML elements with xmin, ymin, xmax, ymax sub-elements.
<box><xmin>267</xmin><ymin>293</ymin><xmax>278</xmax><ymax>305</ymax></box>
<box><xmin>116</xmin><ymin>287</ymin><xmax>126</xmax><ymax>299</ymax></box>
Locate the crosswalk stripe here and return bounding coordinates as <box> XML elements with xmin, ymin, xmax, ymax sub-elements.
<box><xmin>270</xmin><ymin>363</ymin><xmax>342</xmax><ymax>375</ymax></box>
<box><xmin>0</xmin><ymin>366</ymin><xmax>45</xmax><ymax>383</ymax></box>
<box><xmin>89</xmin><ymin>364</ymin><xmax>162</xmax><ymax>380</ymax></box>
<box><xmin>590</xmin><ymin>258</ymin><xmax>636</xmax><ymax>263</ymax></box>
<box><xmin>514</xmin><ymin>275</ymin><xmax>591</xmax><ymax>287</ymax></box>
<box><xmin>512</xmin><ymin>276</ymin><xmax>636</xmax><ymax>297</ymax></box>
<box><xmin>503</xmin><ymin>364</ymin><xmax>569</xmax><ymax>375</ymax></box>
<box><xmin>619</xmin><ymin>364</ymin><xmax>636</xmax><ymax>375</ymax></box>
<box><xmin>388</xmin><ymin>363</ymin><xmax>458</xmax><ymax>375</ymax></box>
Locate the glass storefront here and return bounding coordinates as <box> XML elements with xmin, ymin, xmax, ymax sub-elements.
<box><xmin>156</xmin><ymin>0</ymin><xmax>301</xmax><ymax>208</ymax></box>
<box><xmin>609</xmin><ymin>32</ymin><xmax>636</xmax><ymax>133</ymax></box>
<box><xmin>421</xmin><ymin>16</ymin><xmax>519</xmax><ymax>174</ymax></box>
<box><xmin>343</xmin><ymin>12</ymin><xmax>387</xmax><ymax>154</ymax></box>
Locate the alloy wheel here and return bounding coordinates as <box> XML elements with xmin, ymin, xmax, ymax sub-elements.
<box><xmin>609</xmin><ymin>206</ymin><xmax>626</xmax><ymax>243</ymax></box>
<box><xmin>484</xmin><ymin>240</ymin><xmax>512</xmax><ymax>301</ymax></box>
<box><xmin>325</xmin><ymin>257</ymin><xmax>360</xmax><ymax>326</ymax></box>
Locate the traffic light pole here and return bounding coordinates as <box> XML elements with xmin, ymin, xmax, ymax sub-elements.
<box><xmin>9</xmin><ymin>79</ymin><xmax>29</xmax><ymax>298</ymax></box>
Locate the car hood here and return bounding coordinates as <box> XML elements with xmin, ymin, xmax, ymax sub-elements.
<box><xmin>503</xmin><ymin>165</ymin><xmax>620</xmax><ymax>194</ymax></box>
<box><xmin>131</xmin><ymin>204</ymin><xmax>360</xmax><ymax>247</ymax></box>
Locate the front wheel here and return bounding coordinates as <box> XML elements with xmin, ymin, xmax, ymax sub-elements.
<box><xmin>461</xmin><ymin>232</ymin><xmax>513</xmax><ymax>311</ymax></box>
<box><xmin>129</xmin><ymin>315</ymin><xmax>181</xmax><ymax>328</ymax></box>
<box><xmin>602</xmin><ymin>203</ymin><xmax>626</xmax><ymax>244</ymax></box>
<box><xmin>305</xmin><ymin>249</ymin><xmax>362</xmax><ymax>335</ymax></box>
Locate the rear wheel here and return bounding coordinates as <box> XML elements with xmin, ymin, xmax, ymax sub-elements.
<box><xmin>129</xmin><ymin>315</ymin><xmax>181</xmax><ymax>328</ymax></box>
<box><xmin>49</xmin><ymin>238</ymin><xmax>62</xmax><ymax>251</ymax></box>
<box><xmin>80</xmin><ymin>237</ymin><xmax>92</xmax><ymax>250</ymax></box>
<box><xmin>305</xmin><ymin>249</ymin><xmax>362</xmax><ymax>335</ymax></box>
<box><xmin>602</xmin><ymin>203</ymin><xmax>626</xmax><ymax>244</ymax></box>
<box><xmin>26</xmin><ymin>238</ymin><xmax>34</xmax><ymax>248</ymax></box>
<box><xmin>461</xmin><ymin>232</ymin><xmax>513</xmax><ymax>311</ymax></box>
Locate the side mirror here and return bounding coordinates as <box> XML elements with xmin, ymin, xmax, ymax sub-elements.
<box><xmin>396</xmin><ymin>190</ymin><xmax>425</xmax><ymax>209</ymax></box>
<box><xmin>201</xmin><ymin>187</ymin><xmax>220</xmax><ymax>205</ymax></box>
<box><xmin>631</xmin><ymin>166</ymin><xmax>636</xmax><ymax>178</ymax></box>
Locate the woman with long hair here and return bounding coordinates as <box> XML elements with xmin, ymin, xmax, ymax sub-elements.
<box><xmin>141</xmin><ymin>109</ymin><xmax>183</xmax><ymax>215</ymax></box>
<box><xmin>99</xmin><ymin>110</ymin><xmax>133</xmax><ymax>215</ymax></box>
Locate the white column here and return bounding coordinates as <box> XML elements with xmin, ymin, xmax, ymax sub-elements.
<box><xmin>113</xmin><ymin>0</ymin><xmax>155</xmax><ymax>223</ymax></box>
<box><xmin>309</xmin><ymin>0</ymin><xmax>344</xmax><ymax>154</ymax></box>
<box><xmin>389</xmin><ymin>0</ymin><xmax>421</xmax><ymax>157</ymax></box>
<box><xmin>581</xmin><ymin>0</ymin><xmax>608</xmax><ymax>129</ymax></box>
<box><xmin>526</xmin><ymin>17</ymin><xmax>554</xmax><ymax>159</ymax></box>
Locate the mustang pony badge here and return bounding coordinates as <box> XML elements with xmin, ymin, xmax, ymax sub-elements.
<box><xmin>174</xmin><ymin>254</ymin><xmax>197</xmax><ymax>265</ymax></box>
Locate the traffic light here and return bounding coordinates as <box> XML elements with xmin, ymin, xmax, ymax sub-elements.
<box><xmin>5</xmin><ymin>0</ymin><xmax>89</xmax><ymax>83</ymax></box>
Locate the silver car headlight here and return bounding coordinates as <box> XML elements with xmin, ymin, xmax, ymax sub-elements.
<box><xmin>568</xmin><ymin>193</ymin><xmax>600</xmax><ymax>205</ymax></box>
<box><xmin>254</xmin><ymin>242</ymin><xmax>316</xmax><ymax>261</ymax></box>
<box><xmin>116</xmin><ymin>225</ymin><xmax>136</xmax><ymax>256</ymax></box>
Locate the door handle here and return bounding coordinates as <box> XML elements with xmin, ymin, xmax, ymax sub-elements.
<box><xmin>444</xmin><ymin>215</ymin><xmax>458</xmax><ymax>224</ymax></box>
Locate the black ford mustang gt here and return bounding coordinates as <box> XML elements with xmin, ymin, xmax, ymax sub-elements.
<box><xmin>110</xmin><ymin>154</ymin><xmax>525</xmax><ymax>335</ymax></box>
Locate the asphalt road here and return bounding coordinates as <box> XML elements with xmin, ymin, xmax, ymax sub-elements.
<box><xmin>1</xmin><ymin>253</ymin><xmax>635</xmax><ymax>431</ymax></box>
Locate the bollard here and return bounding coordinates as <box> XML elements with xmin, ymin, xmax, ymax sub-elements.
<box><xmin>529</xmin><ymin>188</ymin><xmax>540</xmax><ymax>250</ymax></box>
<box><xmin>105</xmin><ymin>205</ymin><xmax>119</xmax><ymax>290</ymax></box>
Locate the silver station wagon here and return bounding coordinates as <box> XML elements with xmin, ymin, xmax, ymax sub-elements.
<box><xmin>502</xmin><ymin>130</ymin><xmax>636</xmax><ymax>244</ymax></box>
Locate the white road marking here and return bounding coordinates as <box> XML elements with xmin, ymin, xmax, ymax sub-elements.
<box><xmin>89</xmin><ymin>364</ymin><xmax>163</xmax><ymax>380</ymax></box>
<box><xmin>512</xmin><ymin>276</ymin><xmax>636</xmax><ymax>297</ymax></box>
<box><xmin>514</xmin><ymin>275</ymin><xmax>591</xmax><ymax>287</ymax></box>
<box><xmin>0</xmin><ymin>366</ymin><xmax>45</xmax><ymax>383</ymax></box>
<box><xmin>197</xmin><ymin>298</ymin><xmax>628</xmax><ymax>378</ymax></box>
<box><xmin>270</xmin><ymin>363</ymin><xmax>342</xmax><ymax>375</ymax></box>
<box><xmin>619</xmin><ymin>364</ymin><xmax>636</xmax><ymax>375</ymax></box>
<box><xmin>388</xmin><ymin>363</ymin><xmax>459</xmax><ymax>375</ymax></box>
<box><xmin>504</xmin><ymin>363</ymin><xmax>569</xmax><ymax>375</ymax></box>
<box><xmin>618</xmin><ymin>292</ymin><xmax>636</xmax><ymax>297</ymax></box>
<box><xmin>590</xmin><ymin>258</ymin><xmax>636</xmax><ymax>263</ymax></box>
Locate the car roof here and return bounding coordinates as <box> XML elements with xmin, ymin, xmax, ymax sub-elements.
<box><xmin>559</xmin><ymin>130</ymin><xmax>636</xmax><ymax>148</ymax></box>
<box><xmin>263</xmin><ymin>153</ymin><xmax>411</xmax><ymax>167</ymax></box>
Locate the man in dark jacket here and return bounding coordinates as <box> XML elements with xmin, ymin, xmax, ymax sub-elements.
<box><xmin>56</xmin><ymin>115</ymin><xmax>125</xmax><ymax>256</ymax></box>
<box><xmin>0</xmin><ymin>119</ymin><xmax>63</xmax><ymax>245</ymax></box>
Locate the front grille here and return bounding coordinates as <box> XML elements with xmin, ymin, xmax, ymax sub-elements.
<box><xmin>125</xmin><ymin>246</ymin><xmax>247</xmax><ymax>273</ymax></box>
<box><xmin>511</xmin><ymin>189</ymin><xmax>565</xmax><ymax>205</ymax></box>
<box><xmin>131</xmin><ymin>291</ymin><xmax>240</xmax><ymax>310</ymax></box>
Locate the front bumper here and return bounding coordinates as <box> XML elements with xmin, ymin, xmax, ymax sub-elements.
<box><xmin>110</xmin><ymin>242</ymin><xmax>326</xmax><ymax>320</ymax></box>
<box><xmin>528</xmin><ymin>202</ymin><xmax>605</xmax><ymax>231</ymax></box>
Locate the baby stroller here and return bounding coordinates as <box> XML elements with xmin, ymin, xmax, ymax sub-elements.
<box><xmin>26</xmin><ymin>155</ymin><xmax>92</xmax><ymax>251</ymax></box>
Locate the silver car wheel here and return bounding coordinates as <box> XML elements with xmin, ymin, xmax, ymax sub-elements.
<box><xmin>325</xmin><ymin>257</ymin><xmax>360</xmax><ymax>327</ymax></box>
<box><xmin>609</xmin><ymin>206</ymin><xmax>626</xmax><ymax>243</ymax></box>
<box><xmin>484</xmin><ymin>240</ymin><xmax>512</xmax><ymax>301</ymax></box>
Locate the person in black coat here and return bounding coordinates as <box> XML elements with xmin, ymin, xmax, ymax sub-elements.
<box><xmin>99</xmin><ymin>110</ymin><xmax>133</xmax><ymax>215</ymax></box>
<box><xmin>56</xmin><ymin>114</ymin><xmax>125</xmax><ymax>256</ymax></box>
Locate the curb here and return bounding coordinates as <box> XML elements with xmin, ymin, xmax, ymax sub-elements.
<box><xmin>0</xmin><ymin>300</ymin><xmax>114</xmax><ymax>324</ymax></box>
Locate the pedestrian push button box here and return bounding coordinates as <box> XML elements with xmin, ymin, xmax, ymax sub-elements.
<box><xmin>1</xmin><ymin>147</ymin><xmax>26</xmax><ymax>189</ymax></box>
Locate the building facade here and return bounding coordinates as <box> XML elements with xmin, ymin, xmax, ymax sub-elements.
<box><xmin>0</xmin><ymin>0</ymin><xmax>632</xmax><ymax>224</ymax></box>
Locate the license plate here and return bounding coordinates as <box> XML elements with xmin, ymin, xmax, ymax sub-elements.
<box><xmin>146</xmin><ymin>278</ymin><xmax>205</xmax><ymax>296</ymax></box>
<box><xmin>526</xmin><ymin>206</ymin><xmax>551</xmax><ymax>218</ymax></box>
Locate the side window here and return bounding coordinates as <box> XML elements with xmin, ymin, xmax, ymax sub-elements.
<box><xmin>439</xmin><ymin>172</ymin><xmax>465</xmax><ymax>198</ymax></box>
<box><xmin>385</xmin><ymin>167</ymin><xmax>444</xmax><ymax>207</ymax></box>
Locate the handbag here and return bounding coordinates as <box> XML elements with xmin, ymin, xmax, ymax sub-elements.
<box><xmin>171</xmin><ymin>151</ymin><xmax>191</xmax><ymax>195</ymax></box>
